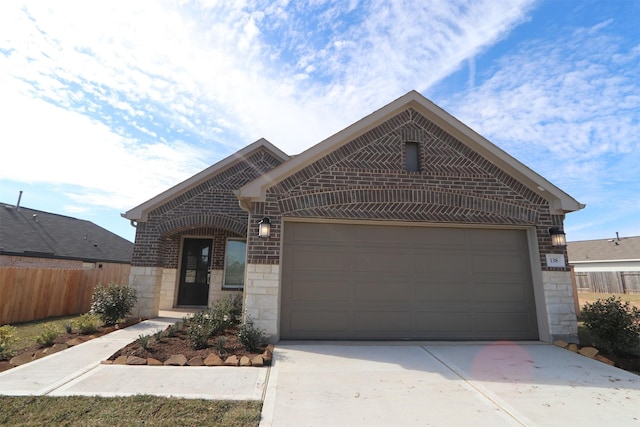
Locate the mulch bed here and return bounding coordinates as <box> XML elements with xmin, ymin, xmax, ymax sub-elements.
<box><xmin>106</xmin><ymin>326</ymin><xmax>268</xmax><ymax>365</ymax></box>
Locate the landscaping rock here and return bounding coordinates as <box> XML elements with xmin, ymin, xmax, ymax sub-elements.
<box><xmin>224</xmin><ymin>355</ymin><xmax>239</xmax><ymax>366</ymax></box>
<box><xmin>114</xmin><ymin>355</ymin><xmax>128</xmax><ymax>365</ymax></box>
<box><xmin>204</xmin><ymin>354</ymin><xmax>224</xmax><ymax>366</ymax></box>
<box><xmin>164</xmin><ymin>354</ymin><xmax>188</xmax><ymax>366</ymax></box>
<box><xmin>126</xmin><ymin>356</ymin><xmax>148</xmax><ymax>365</ymax></box>
<box><xmin>147</xmin><ymin>358</ymin><xmax>163</xmax><ymax>366</ymax></box>
<box><xmin>46</xmin><ymin>344</ymin><xmax>68</xmax><ymax>355</ymax></box>
<box><xmin>66</xmin><ymin>337</ymin><xmax>87</xmax><ymax>347</ymax></box>
<box><xmin>265</xmin><ymin>344</ymin><xmax>275</xmax><ymax>353</ymax></box>
<box><xmin>553</xmin><ymin>340</ymin><xmax>569</xmax><ymax>349</ymax></box>
<box><xmin>33</xmin><ymin>350</ymin><xmax>47</xmax><ymax>360</ymax></box>
<box><xmin>188</xmin><ymin>357</ymin><xmax>204</xmax><ymax>366</ymax></box>
<box><xmin>595</xmin><ymin>355</ymin><xmax>615</xmax><ymax>366</ymax></box>
<box><xmin>579</xmin><ymin>347</ymin><xmax>599</xmax><ymax>359</ymax></box>
<box><xmin>10</xmin><ymin>353</ymin><xmax>33</xmax><ymax>366</ymax></box>
<box><xmin>251</xmin><ymin>355</ymin><xmax>264</xmax><ymax>367</ymax></box>
<box><xmin>101</xmin><ymin>360</ymin><xmax>113</xmax><ymax>364</ymax></box>
<box><xmin>567</xmin><ymin>343</ymin><xmax>579</xmax><ymax>353</ymax></box>
<box><xmin>240</xmin><ymin>356</ymin><xmax>251</xmax><ymax>366</ymax></box>
<box><xmin>262</xmin><ymin>349</ymin><xmax>273</xmax><ymax>362</ymax></box>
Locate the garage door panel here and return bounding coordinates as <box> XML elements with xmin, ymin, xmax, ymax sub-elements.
<box><xmin>288</xmin><ymin>278</ymin><xmax>350</xmax><ymax>301</ymax></box>
<box><xmin>354</xmin><ymin>281</ymin><xmax>413</xmax><ymax>302</ymax></box>
<box><xmin>281</xmin><ymin>222</ymin><xmax>538</xmax><ymax>340</ymax></box>
<box><xmin>287</xmin><ymin>310</ymin><xmax>350</xmax><ymax>334</ymax></box>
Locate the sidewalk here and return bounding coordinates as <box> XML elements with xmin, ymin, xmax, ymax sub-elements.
<box><xmin>0</xmin><ymin>314</ymin><xmax>268</xmax><ymax>400</ymax></box>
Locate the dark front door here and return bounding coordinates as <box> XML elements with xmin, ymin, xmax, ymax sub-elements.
<box><xmin>178</xmin><ymin>238</ymin><xmax>212</xmax><ymax>306</ymax></box>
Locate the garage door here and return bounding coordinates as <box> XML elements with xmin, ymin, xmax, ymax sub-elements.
<box><xmin>281</xmin><ymin>222</ymin><xmax>538</xmax><ymax>340</ymax></box>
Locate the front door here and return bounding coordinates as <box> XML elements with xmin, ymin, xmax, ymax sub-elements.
<box><xmin>177</xmin><ymin>238</ymin><xmax>212</xmax><ymax>306</ymax></box>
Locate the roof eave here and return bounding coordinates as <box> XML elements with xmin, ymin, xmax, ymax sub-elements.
<box><xmin>123</xmin><ymin>138</ymin><xmax>289</xmax><ymax>221</ymax></box>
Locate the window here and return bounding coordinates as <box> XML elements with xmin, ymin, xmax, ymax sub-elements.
<box><xmin>223</xmin><ymin>239</ymin><xmax>246</xmax><ymax>289</ymax></box>
<box><xmin>405</xmin><ymin>141</ymin><xmax>420</xmax><ymax>172</ymax></box>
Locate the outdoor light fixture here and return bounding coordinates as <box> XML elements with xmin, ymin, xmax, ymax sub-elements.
<box><xmin>548</xmin><ymin>227</ymin><xmax>567</xmax><ymax>248</ymax></box>
<box><xmin>258</xmin><ymin>217</ymin><xmax>271</xmax><ymax>238</ymax></box>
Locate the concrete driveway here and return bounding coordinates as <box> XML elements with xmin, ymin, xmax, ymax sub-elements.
<box><xmin>260</xmin><ymin>342</ymin><xmax>640</xmax><ymax>427</ymax></box>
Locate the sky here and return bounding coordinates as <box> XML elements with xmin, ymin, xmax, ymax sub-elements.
<box><xmin>0</xmin><ymin>0</ymin><xmax>638</xmax><ymax>244</ymax></box>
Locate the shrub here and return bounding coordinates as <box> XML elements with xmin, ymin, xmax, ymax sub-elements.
<box><xmin>186</xmin><ymin>322</ymin><xmax>211</xmax><ymax>350</ymax></box>
<box><xmin>166</xmin><ymin>323</ymin><xmax>179</xmax><ymax>338</ymax></box>
<box><xmin>73</xmin><ymin>313</ymin><xmax>102</xmax><ymax>334</ymax></box>
<box><xmin>137</xmin><ymin>334</ymin><xmax>151</xmax><ymax>350</ymax></box>
<box><xmin>217</xmin><ymin>336</ymin><xmax>228</xmax><ymax>357</ymax></box>
<box><xmin>153</xmin><ymin>329</ymin><xmax>165</xmax><ymax>343</ymax></box>
<box><xmin>64</xmin><ymin>322</ymin><xmax>74</xmax><ymax>334</ymax></box>
<box><xmin>581</xmin><ymin>296</ymin><xmax>640</xmax><ymax>355</ymax></box>
<box><xmin>0</xmin><ymin>325</ymin><xmax>17</xmax><ymax>359</ymax></box>
<box><xmin>90</xmin><ymin>283</ymin><xmax>138</xmax><ymax>326</ymax></box>
<box><xmin>209</xmin><ymin>294</ymin><xmax>243</xmax><ymax>327</ymax></box>
<box><xmin>237</xmin><ymin>317</ymin><xmax>265</xmax><ymax>352</ymax></box>
<box><xmin>35</xmin><ymin>324</ymin><xmax>60</xmax><ymax>346</ymax></box>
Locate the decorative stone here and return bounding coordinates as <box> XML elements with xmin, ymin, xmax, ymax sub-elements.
<box><xmin>188</xmin><ymin>357</ymin><xmax>204</xmax><ymax>366</ymax></box>
<box><xmin>251</xmin><ymin>355</ymin><xmax>264</xmax><ymax>367</ymax></box>
<box><xmin>33</xmin><ymin>350</ymin><xmax>47</xmax><ymax>360</ymax></box>
<box><xmin>204</xmin><ymin>354</ymin><xmax>224</xmax><ymax>366</ymax></box>
<box><xmin>10</xmin><ymin>353</ymin><xmax>34</xmax><ymax>366</ymax></box>
<box><xmin>45</xmin><ymin>344</ymin><xmax>68</xmax><ymax>355</ymax></box>
<box><xmin>126</xmin><ymin>356</ymin><xmax>148</xmax><ymax>365</ymax></box>
<box><xmin>114</xmin><ymin>355</ymin><xmax>128</xmax><ymax>365</ymax></box>
<box><xmin>164</xmin><ymin>354</ymin><xmax>188</xmax><ymax>366</ymax></box>
<box><xmin>66</xmin><ymin>337</ymin><xmax>87</xmax><ymax>346</ymax></box>
<box><xmin>553</xmin><ymin>340</ymin><xmax>569</xmax><ymax>349</ymax></box>
<box><xmin>147</xmin><ymin>358</ymin><xmax>163</xmax><ymax>366</ymax></box>
<box><xmin>240</xmin><ymin>356</ymin><xmax>251</xmax><ymax>366</ymax></box>
<box><xmin>265</xmin><ymin>344</ymin><xmax>275</xmax><ymax>353</ymax></box>
<box><xmin>567</xmin><ymin>343</ymin><xmax>579</xmax><ymax>353</ymax></box>
<box><xmin>595</xmin><ymin>355</ymin><xmax>615</xmax><ymax>366</ymax></box>
<box><xmin>224</xmin><ymin>355</ymin><xmax>239</xmax><ymax>366</ymax></box>
<box><xmin>262</xmin><ymin>349</ymin><xmax>273</xmax><ymax>362</ymax></box>
<box><xmin>579</xmin><ymin>347</ymin><xmax>599</xmax><ymax>359</ymax></box>
<box><xmin>101</xmin><ymin>360</ymin><xmax>113</xmax><ymax>364</ymax></box>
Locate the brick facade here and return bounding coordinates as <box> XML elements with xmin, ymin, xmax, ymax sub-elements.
<box><xmin>248</xmin><ymin>108</ymin><xmax>568</xmax><ymax>270</ymax></box>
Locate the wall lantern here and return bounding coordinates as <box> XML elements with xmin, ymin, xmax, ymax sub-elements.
<box><xmin>548</xmin><ymin>227</ymin><xmax>567</xmax><ymax>248</ymax></box>
<box><xmin>258</xmin><ymin>217</ymin><xmax>271</xmax><ymax>238</ymax></box>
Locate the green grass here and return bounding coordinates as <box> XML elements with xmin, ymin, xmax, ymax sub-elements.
<box><xmin>6</xmin><ymin>314</ymin><xmax>86</xmax><ymax>353</ymax></box>
<box><xmin>0</xmin><ymin>396</ymin><xmax>262</xmax><ymax>427</ymax></box>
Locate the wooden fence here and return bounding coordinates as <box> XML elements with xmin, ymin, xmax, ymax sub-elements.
<box><xmin>575</xmin><ymin>271</ymin><xmax>640</xmax><ymax>294</ymax></box>
<box><xmin>0</xmin><ymin>265</ymin><xmax>130</xmax><ymax>325</ymax></box>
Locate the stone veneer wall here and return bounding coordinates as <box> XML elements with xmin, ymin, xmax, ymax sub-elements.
<box><xmin>244</xmin><ymin>264</ymin><xmax>280</xmax><ymax>339</ymax></box>
<box><xmin>243</xmin><ymin>108</ymin><xmax>575</xmax><ymax>342</ymax></box>
<box><xmin>129</xmin><ymin>266</ymin><xmax>162</xmax><ymax>319</ymax></box>
<box><xmin>542</xmin><ymin>271</ymin><xmax>578</xmax><ymax>341</ymax></box>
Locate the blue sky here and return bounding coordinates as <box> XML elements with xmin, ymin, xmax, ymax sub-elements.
<box><xmin>1</xmin><ymin>0</ymin><xmax>638</xmax><ymax>243</ymax></box>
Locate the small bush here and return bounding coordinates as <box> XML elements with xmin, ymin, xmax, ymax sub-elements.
<box><xmin>153</xmin><ymin>329</ymin><xmax>165</xmax><ymax>343</ymax></box>
<box><xmin>0</xmin><ymin>325</ymin><xmax>17</xmax><ymax>359</ymax></box>
<box><xmin>166</xmin><ymin>323</ymin><xmax>179</xmax><ymax>338</ymax></box>
<box><xmin>237</xmin><ymin>317</ymin><xmax>265</xmax><ymax>352</ymax></box>
<box><xmin>137</xmin><ymin>334</ymin><xmax>151</xmax><ymax>350</ymax></box>
<box><xmin>35</xmin><ymin>324</ymin><xmax>60</xmax><ymax>346</ymax></box>
<box><xmin>581</xmin><ymin>296</ymin><xmax>640</xmax><ymax>355</ymax></box>
<box><xmin>209</xmin><ymin>294</ymin><xmax>243</xmax><ymax>327</ymax></box>
<box><xmin>73</xmin><ymin>313</ymin><xmax>102</xmax><ymax>334</ymax></box>
<box><xmin>64</xmin><ymin>322</ymin><xmax>74</xmax><ymax>334</ymax></box>
<box><xmin>90</xmin><ymin>283</ymin><xmax>138</xmax><ymax>326</ymax></box>
<box><xmin>186</xmin><ymin>323</ymin><xmax>211</xmax><ymax>350</ymax></box>
<box><xmin>217</xmin><ymin>336</ymin><xmax>228</xmax><ymax>357</ymax></box>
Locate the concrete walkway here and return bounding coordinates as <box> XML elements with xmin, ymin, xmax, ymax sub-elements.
<box><xmin>0</xmin><ymin>314</ymin><xmax>267</xmax><ymax>400</ymax></box>
<box><xmin>260</xmin><ymin>342</ymin><xmax>640</xmax><ymax>427</ymax></box>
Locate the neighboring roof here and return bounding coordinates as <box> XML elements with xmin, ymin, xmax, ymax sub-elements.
<box><xmin>568</xmin><ymin>235</ymin><xmax>640</xmax><ymax>263</ymax></box>
<box><xmin>238</xmin><ymin>91</ymin><xmax>584</xmax><ymax>214</ymax></box>
<box><xmin>0</xmin><ymin>203</ymin><xmax>133</xmax><ymax>264</ymax></box>
<box><xmin>123</xmin><ymin>138</ymin><xmax>289</xmax><ymax>221</ymax></box>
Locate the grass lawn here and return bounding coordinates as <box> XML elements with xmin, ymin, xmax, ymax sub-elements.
<box><xmin>6</xmin><ymin>314</ymin><xmax>85</xmax><ymax>353</ymax></box>
<box><xmin>0</xmin><ymin>395</ymin><xmax>262</xmax><ymax>426</ymax></box>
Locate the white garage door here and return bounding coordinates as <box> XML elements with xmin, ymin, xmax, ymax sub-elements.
<box><xmin>281</xmin><ymin>222</ymin><xmax>538</xmax><ymax>340</ymax></box>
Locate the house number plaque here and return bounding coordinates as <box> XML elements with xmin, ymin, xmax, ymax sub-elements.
<box><xmin>546</xmin><ymin>254</ymin><xmax>566</xmax><ymax>268</ymax></box>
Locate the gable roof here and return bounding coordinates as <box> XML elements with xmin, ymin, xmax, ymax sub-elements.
<box><xmin>0</xmin><ymin>202</ymin><xmax>133</xmax><ymax>264</ymax></box>
<box><xmin>568</xmin><ymin>236</ymin><xmax>640</xmax><ymax>263</ymax></box>
<box><xmin>238</xmin><ymin>91</ymin><xmax>584</xmax><ymax>214</ymax></box>
<box><xmin>123</xmin><ymin>138</ymin><xmax>290</xmax><ymax>222</ymax></box>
